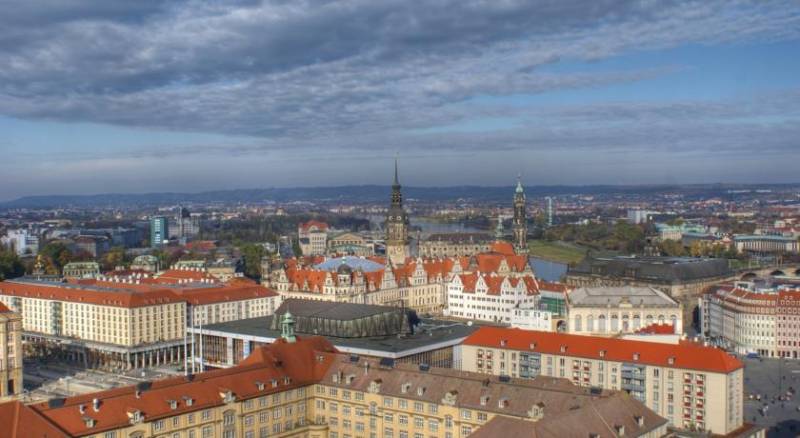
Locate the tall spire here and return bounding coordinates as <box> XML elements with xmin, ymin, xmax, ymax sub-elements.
<box><xmin>393</xmin><ymin>156</ymin><xmax>400</xmax><ymax>187</ymax></box>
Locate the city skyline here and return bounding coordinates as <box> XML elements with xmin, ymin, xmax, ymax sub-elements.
<box><xmin>2</xmin><ymin>1</ymin><xmax>800</xmax><ymax>200</ymax></box>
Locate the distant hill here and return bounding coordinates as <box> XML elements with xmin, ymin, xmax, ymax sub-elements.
<box><xmin>2</xmin><ymin>183</ymin><xmax>797</xmax><ymax>209</ymax></box>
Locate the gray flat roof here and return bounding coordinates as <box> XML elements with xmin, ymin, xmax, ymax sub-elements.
<box><xmin>277</xmin><ymin>299</ymin><xmax>399</xmax><ymax>320</ymax></box>
<box><xmin>194</xmin><ymin>316</ymin><xmax>480</xmax><ymax>356</ymax></box>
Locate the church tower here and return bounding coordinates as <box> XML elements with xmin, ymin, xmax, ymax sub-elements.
<box><xmin>385</xmin><ymin>158</ymin><xmax>410</xmax><ymax>265</ymax></box>
<box><xmin>512</xmin><ymin>176</ymin><xmax>528</xmax><ymax>254</ymax></box>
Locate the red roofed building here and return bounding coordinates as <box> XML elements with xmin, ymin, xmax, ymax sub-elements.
<box><xmin>699</xmin><ymin>282</ymin><xmax>799</xmax><ymax>358</ymax></box>
<box><xmin>0</xmin><ymin>277</ymin><xmax>281</xmax><ymax>370</ymax></box>
<box><xmin>460</xmin><ymin>326</ymin><xmax>745</xmax><ymax>435</ymax></box>
<box><xmin>0</xmin><ymin>330</ymin><xmax>680</xmax><ymax>438</ymax></box>
<box><xmin>297</xmin><ymin>220</ymin><xmax>329</xmax><ymax>255</ymax></box>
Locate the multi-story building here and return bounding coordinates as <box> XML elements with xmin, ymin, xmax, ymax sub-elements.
<box><xmin>566</xmin><ymin>256</ymin><xmax>734</xmax><ymax>329</ymax></box>
<box><xmin>298</xmin><ymin>220</ymin><xmax>329</xmax><ymax>256</ymax></box>
<box><xmin>0</xmin><ymin>276</ymin><xmax>280</xmax><ymax>369</ymax></box>
<box><xmin>566</xmin><ymin>286</ymin><xmax>683</xmax><ymax>336</ymax></box>
<box><xmin>0</xmin><ymin>303</ymin><xmax>22</xmax><ymax>401</ymax></box>
<box><xmin>175</xmin><ymin>206</ymin><xmax>200</xmax><ymax>242</ymax></box>
<box><xmin>150</xmin><ymin>216</ymin><xmax>169</xmax><ymax>248</ymax></box>
<box><xmin>271</xmin><ymin>255</ymin><xmax>449</xmax><ymax>315</ymax></box>
<box><xmin>734</xmin><ymin>234</ymin><xmax>799</xmax><ymax>255</ymax></box>
<box><xmin>419</xmin><ymin>233</ymin><xmax>493</xmax><ymax>258</ymax></box>
<box><xmin>73</xmin><ymin>235</ymin><xmax>110</xmax><ymax>258</ymax></box>
<box><xmin>459</xmin><ymin>326</ymin><xmax>747</xmax><ymax>435</ymax></box>
<box><xmin>0</xmin><ymin>328</ymin><xmax>673</xmax><ymax>438</ymax></box>
<box><xmin>700</xmin><ymin>280</ymin><xmax>800</xmax><ymax>358</ymax></box>
<box><xmin>777</xmin><ymin>289</ymin><xmax>800</xmax><ymax>359</ymax></box>
<box><xmin>0</xmin><ymin>228</ymin><xmax>39</xmax><ymax>256</ymax></box>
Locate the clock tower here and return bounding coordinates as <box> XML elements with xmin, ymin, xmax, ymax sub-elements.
<box><xmin>385</xmin><ymin>159</ymin><xmax>409</xmax><ymax>265</ymax></box>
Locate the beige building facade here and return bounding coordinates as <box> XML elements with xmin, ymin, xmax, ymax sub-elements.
<box><xmin>0</xmin><ymin>331</ymin><xmax>672</xmax><ymax>438</ymax></box>
<box><xmin>458</xmin><ymin>326</ymin><xmax>747</xmax><ymax>436</ymax></box>
<box><xmin>0</xmin><ymin>303</ymin><xmax>22</xmax><ymax>401</ymax></box>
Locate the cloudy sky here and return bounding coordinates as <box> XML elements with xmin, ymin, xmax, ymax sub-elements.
<box><xmin>1</xmin><ymin>0</ymin><xmax>799</xmax><ymax>200</ymax></box>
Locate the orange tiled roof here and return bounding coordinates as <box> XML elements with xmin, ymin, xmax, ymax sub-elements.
<box><xmin>298</xmin><ymin>220</ymin><xmax>329</xmax><ymax>232</ymax></box>
<box><xmin>13</xmin><ymin>337</ymin><xmax>338</xmax><ymax>437</ymax></box>
<box><xmin>0</xmin><ymin>280</ymin><xmax>278</xmax><ymax>308</ymax></box>
<box><xmin>464</xmin><ymin>326</ymin><xmax>743</xmax><ymax>374</ymax></box>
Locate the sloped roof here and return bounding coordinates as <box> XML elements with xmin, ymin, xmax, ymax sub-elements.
<box><xmin>464</xmin><ymin>326</ymin><xmax>742</xmax><ymax>374</ymax></box>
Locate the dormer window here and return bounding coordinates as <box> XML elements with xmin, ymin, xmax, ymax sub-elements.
<box><xmin>480</xmin><ymin>395</ymin><xmax>489</xmax><ymax>406</ymax></box>
<box><xmin>346</xmin><ymin>374</ymin><xmax>356</xmax><ymax>384</ymax></box>
<box><xmin>220</xmin><ymin>390</ymin><xmax>236</xmax><ymax>403</ymax></box>
<box><xmin>599</xmin><ymin>350</ymin><xmax>606</xmax><ymax>358</ymax></box>
<box><xmin>560</xmin><ymin>345</ymin><xmax>567</xmax><ymax>353</ymax></box>
<box><xmin>271</xmin><ymin>379</ymin><xmax>278</xmax><ymax>388</ymax></box>
<box><xmin>498</xmin><ymin>397</ymin><xmax>509</xmax><ymax>409</ymax></box>
<box><xmin>168</xmin><ymin>399</ymin><xmax>178</xmax><ymax>410</ymax></box>
<box><xmin>500</xmin><ymin>339</ymin><xmax>508</xmax><ymax>347</ymax></box>
<box><xmin>127</xmin><ymin>409</ymin><xmax>143</xmax><ymax>424</ymax></box>
<box><xmin>82</xmin><ymin>416</ymin><xmax>96</xmax><ymax>428</ymax></box>
<box><xmin>284</xmin><ymin>377</ymin><xmax>291</xmax><ymax>385</ymax></box>
<box><xmin>256</xmin><ymin>381</ymin><xmax>265</xmax><ymax>391</ymax></box>
<box><xmin>529</xmin><ymin>342</ymin><xmax>536</xmax><ymax>350</ymax></box>
<box><xmin>667</xmin><ymin>356</ymin><xmax>675</xmax><ymax>365</ymax></box>
<box><xmin>183</xmin><ymin>396</ymin><xmax>194</xmax><ymax>406</ymax></box>
<box><xmin>632</xmin><ymin>353</ymin><xmax>640</xmax><ymax>361</ymax></box>
<box><xmin>417</xmin><ymin>386</ymin><xmax>426</xmax><ymax>396</ymax></box>
<box><xmin>401</xmin><ymin>382</ymin><xmax>411</xmax><ymax>394</ymax></box>
<box><xmin>615</xmin><ymin>425</ymin><xmax>625</xmax><ymax>436</ymax></box>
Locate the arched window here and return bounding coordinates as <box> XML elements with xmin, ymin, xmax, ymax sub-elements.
<box><xmin>646</xmin><ymin>314</ymin><xmax>654</xmax><ymax>326</ymax></box>
<box><xmin>633</xmin><ymin>315</ymin><xmax>641</xmax><ymax>329</ymax></box>
<box><xmin>670</xmin><ymin>315</ymin><xmax>678</xmax><ymax>332</ymax></box>
<box><xmin>586</xmin><ymin>315</ymin><xmax>594</xmax><ymax>332</ymax></box>
<box><xmin>573</xmin><ymin>315</ymin><xmax>582</xmax><ymax>332</ymax></box>
<box><xmin>598</xmin><ymin>315</ymin><xmax>607</xmax><ymax>332</ymax></box>
<box><xmin>611</xmin><ymin>314</ymin><xmax>619</xmax><ymax>332</ymax></box>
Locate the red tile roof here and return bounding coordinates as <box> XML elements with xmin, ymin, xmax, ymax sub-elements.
<box><xmin>298</xmin><ymin>220</ymin><xmax>329</xmax><ymax>232</ymax></box>
<box><xmin>0</xmin><ymin>280</ymin><xmax>278</xmax><ymax>308</ymax></box>
<box><xmin>464</xmin><ymin>326</ymin><xmax>742</xmax><ymax>374</ymax></box>
<box><xmin>6</xmin><ymin>337</ymin><xmax>338</xmax><ymax>437</ymax></box>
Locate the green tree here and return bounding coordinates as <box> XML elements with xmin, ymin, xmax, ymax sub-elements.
<box><xmin>240</xmin><ymin>244</ymin><xmax>265</xmax><ymax>279</ymax></box>
<box><xmin>0</xmin><ymin>249</ymin><xmax>24</xmax><ymax>280</ymax></box>
<box><xmin>38</xmin><ymin>242</ymin><xmax>74</xmax><ymax>273</ymax></box>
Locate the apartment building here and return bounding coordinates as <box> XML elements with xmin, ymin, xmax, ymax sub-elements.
<box><xmin>0</xmin><ymin>277</ymin><xmax>280</xmax><ymax>369</ymax></box>
<box><xmin>459</xmin><ymin>326</ymin><xmax>747</xmax><ymax>436</ymax></box>
<box><xmin>0</xmin><ymin>303</ymin><xmax>22</xmax><ymax>401</ymax></box>
<box><xmin>700</xmin><ymin>280</ymin><xmax>800</xmax><ymax>358</ymax></box>
<box><xmin>0</xmin><ymin>322</ymin><xmax>671</xmax><ymax>438</ymax></box>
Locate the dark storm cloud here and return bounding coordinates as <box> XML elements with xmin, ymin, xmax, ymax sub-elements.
<box><xmin>0</xmin><ymin>0</ymin><xmax>799</xmax><ymax>159</ymax></box>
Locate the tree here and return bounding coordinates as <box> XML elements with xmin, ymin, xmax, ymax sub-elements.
<box><xmin>658</xmin><ymin>239</ymin><xmax>685</xmax><ymax>257</ymax></box>
<box><xmin>38</xmin><ymin>242</ymin><xmax>74</xmax><ymax>273</ymax></box>
<box><xmin>0</xmin><ymin>249</ymin><xmax>24</xmax><ymax>280</ymax></box>
<box><xmin>101</xmin><ymin>246</ymin><xmax>127</xmax><ymax>271</ymax></box>
<box><xmin>240</xmin><ymin>244</ymin><xmax>265</xmax><ymax>279</ymax></box>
